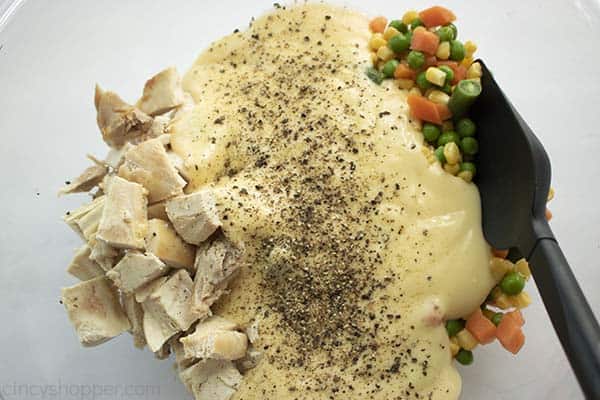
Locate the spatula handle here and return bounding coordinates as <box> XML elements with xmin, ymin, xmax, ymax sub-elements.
<box><xmin>529</xmin><ymin>237</ymin><xmax>600</xmax><ymax>399</ymax></box>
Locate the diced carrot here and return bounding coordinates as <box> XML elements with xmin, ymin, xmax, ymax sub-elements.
<box><xmin>369</xmin><ymin>16</ymin><xmax>388</xmax><ymax>33</ymax></box>
<box><xmin>425</xmin><ymin>55</ymin><xmax>438</xmax><ymax>68</ymax></box>
<box><xmin>496</xmin><ymin>316</ymin><xmax>526</xmax><ymax>354</ymax></box>
<box><xmin>407</xmin><ymin>94</ymin><xmax>444</xmax><ymax>124</ymax></box>
<box><xmin>410</xmin><ymin>28</ymin><xmax>440</xmax><ymax>55</ymax></box>
<box><xmin>546</xmin><ymin>208</ymin><xmax>553</xmax><ymax>221</ymax></box>
<box><xmin>437</xmin><ymin>61</ymin><xmax>467</xmax><ymax>84</ymax></box>
<box><xmin>492</xmin><ymin>248</ymin><xmax>510</xmax><ymax>259</ymax></box>
<box><xmin>419</xmin><ymin>6</ymin><xmax>456</xmax><ymax>28</ymax></box>
<box><xmin>465</xmin><ymin>308</ymin><xmax>497</xmax><ymax>344</ymax></box>
<box><xmin>504</xmin><ymin>310</ymin><xmax>525</xmax><ymax>327</ymax></box>
<box><xmin>436</xmin><ymin>103</ymin><xmax>452</xmax><ymax>121</ymax></box>
<box><xmin>394</xmin><ymin>63</ymin><xmax>416</xmax><ymax>80</ymax></box>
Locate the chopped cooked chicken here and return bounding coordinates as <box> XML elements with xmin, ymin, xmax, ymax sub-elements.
<box><xmin>61</xmin><ymin>276</ymin><xmax>131</xmax><ymax>347</ymax></box>
<box><xmin>105</xmin><ymin>142</ymin><xmax>135</xmax><ymax>170</ymax></box>
<box><xmin>88</xmin><ymin>237</ymin><xmax>121</xmax><ymax>271</ymax></box>
<box><xmin>94</xmin><ymin>85</ymin><xmax>153</xmax><ymax>148</ymax></box>
<box><xmin>165</xmin><ymin>190</ymin><xmax>221</xmax><ymax>245</ymax></box>
<box><xmin>142</xmin><ymin>270</ymin><xmax>199</xmax><ymax>351</ymax></box>
<box><xmin>149</xmin><ymin>115</ymin><xmax>171</xmax><ymax>138</ymax></box>
<box><xmin>191</xmin><ymin>237</ymin><xmax>241</xmax><ymax>315</ymax></box>
<box><xmin>58</xmin><ymin>161</ymin><xmax>108</xmax><ymax>196</ymax></box>
<box><xmin>172</xmin><ymin>335</ymin><xmax>198</xmax><ymax>370</ymax></box>
<box><xmin>180</xmin><ymin>316</ymin><xmax>248</xmax><ymax>361</ymax></box>
<box><xmin>118</xmin><ymin>138</ymin><xmax>186</xmax><ymax>204</ymax></box>
<box><xmin>96</xmin><ymin>176</ymin><xmax>148</xmax><ymax>250</ymax></box>
<box><xmin>106</xmin><ymin>251</ymin><xmax>169</xmax><ymax>292</ymax></box>
<box><xmin>122</xmin><ymin>292</ymin><xmax>146</xmax><ymax>349</ymax></box>
<box><xmin>136</xmin><ymin>67</ymin><xmax>185</xmax><ymax>116</ymax></box>
<box><xmin>179</xmin><ymin>359</ymin><xmax>242</xmax><ymax>400</ymax></box>
<box><xmin>154</xmin><ymin>341</ymin><xmax>172</xmax><ymax>360</ymax></box>
<box><xmin>148</xmin><ymin>201</ymin><xmax>169</xmax><ymax>220</ymax></box>
<box><xmin>134</xmin><ymin>276</ymin><xmax>168</xmax><ymax>303</ymax></box>
<box><xmin>66</xmin><ymin>245</ymin><xmax>105</xmax><ymax>281</ymax></box>
<box><xmin>145</xmin><ymin>219</ymin><xmax>195</xmax><ymax>270</ymax></box>
<box><xmin>64</xmin><ymin>196</ymin><xmax>105</xmax><ymax>241</ymax></box>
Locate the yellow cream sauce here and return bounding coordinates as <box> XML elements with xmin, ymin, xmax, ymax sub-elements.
<box><xmin>171</xmin><ymin>4</ymin><xmax>495</xmax><ymax>399</ymax></box>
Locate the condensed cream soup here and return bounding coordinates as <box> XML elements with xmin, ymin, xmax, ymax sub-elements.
<box><xmin>171</xmin><ymin>3</ymin><xmax>495</xmax><ymax>399</ymax></box>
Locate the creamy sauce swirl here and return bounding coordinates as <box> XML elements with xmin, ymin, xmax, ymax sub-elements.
<box><xmin>171</xmin><ymin>4</ymin><xmax>495</xmax><ymax>399</ymax></box>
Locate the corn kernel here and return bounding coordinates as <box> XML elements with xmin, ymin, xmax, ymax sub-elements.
<box><xmin>467</xmin><ymin>62</ymin><xmax>483</xmax><ymax>79</ymax></box>
<box><xmin>425</xmin><ymin>67</ymin><xmax>447</xmax><ymax>86</ymax></box>
<box><xmin>397</xmin><ymin>78</ymin><xmax>415</xmax><ymax>90</ymax></box>
<box><xmin>456</xmin><ymin>329</ymin><xmax>478</xmax><ymax>350</ymax></box>
<box><xmin>402</xmin><ymin>10</ymin><xmax>419</xmax><ymax>25</ymax></box>
<box><xmin>444</xmin><ymin>162</ymin><xmax>460</xmax><ymax>175</ymax></box>
<box><xmin>370</xmin><ymin>52</ymin><xmax>379</xmax><ymax>65</ymax></box>
<box><xmin>409</xmin><ymin>87</ymin><xmax>422</xmax><ymax>97</ymax></box>
<box><xmin>377</xmin><ymin>45</ymin><xmax>395</xmax><ymax>62</ymax></box>
<box><xmin>442</xmin><ymin>121</ymin><xmax>454</xmax><ymax>132</ymax></box>
<box><xmin>449</xmin><ymin>338</ymin><xmax>460</xmax><ymax>357</ymax></box>
<box><xmin>461</xmin><ymin>56</ymin><xmax>474</xmax><ymax>68</ymax></box>
<box><xmin>383</xmin><ymin>26</ymin><xmax>400</xmax><ymax>40</ymax></box>
<box><xmin>464</xmin><ymin>41</ymin><xmax>478</xmax><ymax>58</ymax></box>
<box><xmin>369</xmin><ymin>33</ymin><xmax>387</xmax><ymax>51</ymax></box>
<box><xmin>509</xmin><ymin>291</ymin><xmax>532</xmax><ymax>309</ymax></box>
<box><xmin>428</xmin><ymin>90</ymin><xmax>450</xmax><ymax>105</ymax></box>
<box><xmin>443</xmin><ymin>142</ymin><xmax>461</xmax><ymax>165</ymax></box>
<box><xmin>515</xmin><ymin>258</ymin><xmax>532</xmax><ymax>280</ymax></box>
<box><xmin>436</xmin><ymin>41</ymin><xmax>451</xmax><ymax>60</ymax></box>
<box><xmin>490</xmin><ymin>257</ymin><xmax>513</xmax><ymax>282</ymax></box>
<box><xmin>494</xmin><ymin>293</ymin><xmax>513</xmax><ymax>310</ymax></box>
<box><xmin>458</xmin><ymin>170</ymin><xmax>473</xmax><ymax>183</ymax></box>
<box><xmin>547</xmin><ymin>187</ymin><xmax>555</xmax><ymax>201</ymax></box>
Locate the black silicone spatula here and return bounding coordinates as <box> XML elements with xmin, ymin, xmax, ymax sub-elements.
<box><xmin>471</xmin><ymin>60</ymin><xmax>600</xmax><ymax>398</ymax></box>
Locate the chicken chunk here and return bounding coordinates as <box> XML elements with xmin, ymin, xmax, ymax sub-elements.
<box><xmin>88</xmin><ymin>237</ymin><xmax>121</xmax><ymax>271</ymax></box>
<box><xmin>66</xmin><ymin>245</ymin><xmax>105</xmax><ymax>281</ymax></box>
<box><xmin>64</xmin><ymin>196</ymin><xmax>106</xmax><ymax>241</ymax></box>
<box><xmin>58</xmin><ymin>161</ymin><xmax>108</xmax><ymax>196</ymax></box>
<box><xmin>136</xmin><ymin>67</ymin><xmax>185</xmax><ymax>116</ymax></box>
<box><xmin>61</xmin><ymin>276</ymin><xmax>131</xmax><ymax>347</ymax></box>
<box><xmin>94</xmin><ymin>85</ymin><xmax>153</xmax><ymax>148</ymax></box>
<box><xmin>180</xmin><ymin>316</ymin><xmax>248</xmax><ymax>361</ymax></box>
<box><xmin>192</xmin><ymin>237</ymin><xmax>241</xmax><ymax>315</ymax></box>
<box><xmin>118</xmin><ymin>138</ymin><xmax>186</xmax><ymax>204</ymax></box>
<box><xmin>142</xmin><ymin>270</ymin><xmax>199</xmax><ymax>351</ymax></box>
<box><xmin>107</xmin><ymin>251</ymin><xmax>168</xmax><ymax>292</ymax></box>
<box><xmin>145</xmin><ymin>219</ymin><xmax>195</xmax><ymax>270</ymax></box>
<box><xmin>105</xmin><ymin>142</ymin><xmax>135</xmax><ymax>170</ymax></box>
<box><xmin>172</xmin><ymin>335</ymin><xmax>198</xmax><ymax>370</ymax></box>
<box><xmin>134</xmin><ymin>276</ymin><xmax>168</xmax><ymax>303</ymax></box>
<box><xmin>179</xmin><ymin>359</ymin><xmax>242</xmax><ymax>400</ymax></box>
<box><xmin>96</xmin><ymin>176</ymin><xmax>148</xmax><ymax>250</ymax></box>
<box><xmin>147</xmin><ymin>201</ymin><xmax>169</xmax><ymax>220</ymax></box>
<box><xmin>122</xmin><ymin>293</ymin><xmax>146</xmax><ymax>349</ymax></box>
<box><xmin>165</xmin><ymin>190</ymin><xmax>221</xmax><ymax>245</ymax></box>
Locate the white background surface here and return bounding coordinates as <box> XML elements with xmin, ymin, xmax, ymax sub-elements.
<box><xmin>0</xmin><ymin>1</ymin><xmax>599</xmax><ymax>399</ymax></box>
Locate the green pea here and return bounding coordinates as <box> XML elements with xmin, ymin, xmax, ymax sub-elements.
<box><xmin>438</xmin><ymin>65</ymin><xmax>454</xmax><ymax>83</ymax></box>
<box><xmin>445</xmin><ymin>319</ymin><xmax>465</xmax><ymax>337</ymax></box>
<box><xmin>491</xmin><ymin>313</ymin><xmax>503</xmax><ymax>326</ymax></box>
<box><xmin>460</xmin><ymin>137</ymin><xmax>479</xmax><ymax>155</ymax></box>
<box><xmin>434</xmin><ymin>146</ymin><xmax>446</xmax><ymax>163</ymax></box>
<box><xmin>436</xmin><ymin>26</ymin><xmax>454</xmax><ymax>42</ymax></box>
<box><xmin>456</xmin><ymin>118</ymin><xmax>476</xmax><ymax>137</ymax></box>
<box><xmin>500</xmin><ymin>272</ymin><xmax>526</xmax><ymax>295</ymax></box>
<box><xmin>447</xmin><ymin>23</ymin><xmax>458</xmax><ymax>40</ymax></box>
<box><xmin>382</xmin><ymin>59</ymin><xmax>400</xmax><ymax>78</ymax></box>
<box><xmin>441</xmin><ymin>82</ymin><xmax>453</xmax><ymax>95</ymax></box>
<box><xmin>422</xmin><ymin>123</ymin><xmax>441</xmax><ymax>143</ymax></box>
<box><xmin>416</xmin><ymin>72</ymin><xmax>432</xmax><ymax>90</ymax></box>
<box><xmin>450</xmin><ymin>40</ymin><xmax>465</xmax><ymax>61</ymax></box>
<box><xmin>411</xmin><ymin>18</ymin><xmax>424</xmax><ymax>30</ymax></box>
<box><xmin>455</xmin><ymin>349</ymin><xmax>474</xmax><ymax>365</ymax></box>
<box><xmin>405</xmin><ymin>31</ymin><xmax>413</xmax><ymax>44</ymax></box>
<box><xmin>437</xmin><ymin>131</ymin><xmax>460</xmax><ymax>147</ymax></box>
<box><xmin>388</xmin><ymin>33</ymin><xmax>411</xmax><ymax>53</ymax></box>
<box><xmin>459</xmin><ymin>162</ymin><xmax>476</xmax><ymax>176</ymax></box>
<box><xmin>366</xmin><ymin>67</ymin><xmax>384</xmax><ymax>85</ymax></box>
<box><xmin>407</xmin><ymin>50</ymin><xmax>425</xmax><ymax>70</ymax></box>
<box><xmin>389</xmin><ymin>19</ymin><xmax>408</xmax><ymax>33</ymax></box>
